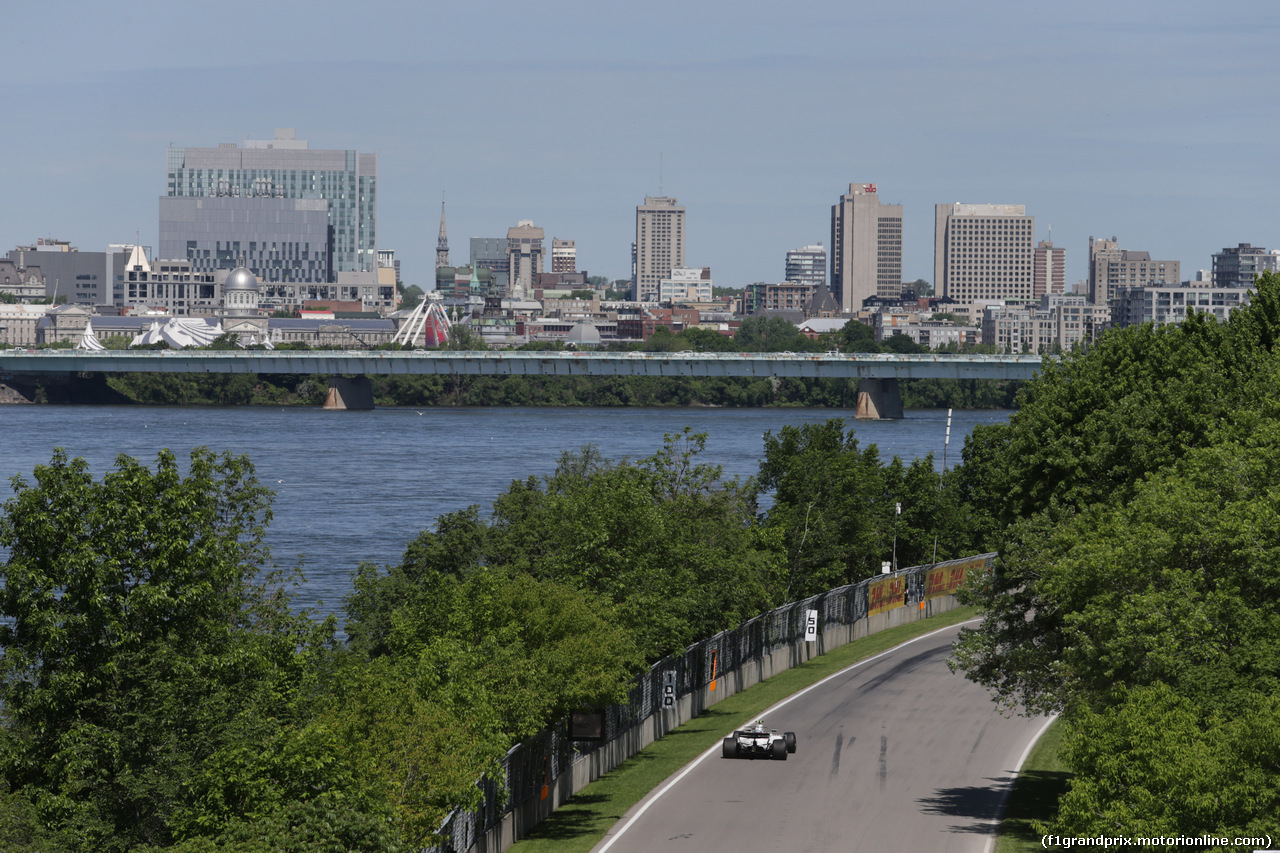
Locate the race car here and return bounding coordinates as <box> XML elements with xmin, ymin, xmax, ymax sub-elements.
<box><xmin>721</xmin><ymin>720</ymin><xmax>797</xmax><ymax>760</ymax></box>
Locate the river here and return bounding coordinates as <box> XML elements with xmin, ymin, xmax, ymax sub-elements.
<box><xmin>0</xmin><ymin>405</ymin><xmax>1010</xmax><ymax>619</ymax></box>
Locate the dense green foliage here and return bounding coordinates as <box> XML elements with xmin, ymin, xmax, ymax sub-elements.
<box><xmin>0</xmin><ymin>421</ymin><xmax>945</xmax><ymax>849</ymax></box>
<box><xmin>951</xmin><ymin>272</ymin><xmax>1280</xmax><ymax>844</ymax></box>
<box><xmin>0</xmin><ymin>450</ymin><xmax>348</xmax><ymax>851</ymax></box>
<box><xmin>757</xmin><ymin>420</ymin><xmax>977</xmax><ymax>599</ymax></box>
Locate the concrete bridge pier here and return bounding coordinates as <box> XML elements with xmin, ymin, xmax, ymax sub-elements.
<box><xmin>323</xmin><ymin>376</ymin><xmax>374</xmax><ymax>411</ymax></box>
<box><xmin>856</xmin><ymin>378</ymin><xmax>903</xmax><ymax>419</ymax></box>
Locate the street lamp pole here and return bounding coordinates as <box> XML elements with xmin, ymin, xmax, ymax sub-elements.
<box><xmin>892</xmin><ymin>501</ymin><xmax>901</xmax><ymax>571</ymax></box>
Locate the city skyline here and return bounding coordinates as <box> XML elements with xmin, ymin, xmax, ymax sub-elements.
<box><xmin>3</xmin><ymin>1</ymin><xmax>1277</xmax><ymax>292</ymax></box>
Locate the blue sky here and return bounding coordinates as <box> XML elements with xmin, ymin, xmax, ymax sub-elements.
<box><xmin>4</xmin><ymin>0</ymin><xmax>1277</xmax><ymax>290</ymax></box>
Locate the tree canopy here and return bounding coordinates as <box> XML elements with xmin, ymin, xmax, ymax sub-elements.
<box><xmin>950</xmin><ymin>271</ymin><xmax>1280</xmax><ymax>840</ymax></box>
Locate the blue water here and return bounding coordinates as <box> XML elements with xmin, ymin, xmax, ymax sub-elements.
<box><xmin>0</xmin><ymin>406</ymin><xmax>1009</xmax><ymax>616</ymax></box>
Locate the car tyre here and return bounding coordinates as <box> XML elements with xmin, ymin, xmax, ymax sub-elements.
<box><xmin>784</xmin><ymin>732</ymin><xmax>797</xmax><ymax>754</ymax></box>
<box><xmin>722</xmin><ymin>736</ymin><xmax>738</xmax><ymax>759</ymax></box>
<box><xmin>771</xmin><ymin>739</ymin><xmax>788</xmax><ymax>760</ymax></box>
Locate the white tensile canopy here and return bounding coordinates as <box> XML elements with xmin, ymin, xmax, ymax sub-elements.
<box><xmin>75</xmin><ymin>319</ymin><xmax>106</xmax><ymax>351</ymax></box>
<box><xmin>130</xmin><ymin>318</ymin><xmax>224</xmax><ymax>348</ymax></box>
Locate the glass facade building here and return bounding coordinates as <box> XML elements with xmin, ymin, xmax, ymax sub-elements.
<box><xmin>163</xmin><ymin>130</ymin><xmax>377</xmax><ymax>280</ymax></box>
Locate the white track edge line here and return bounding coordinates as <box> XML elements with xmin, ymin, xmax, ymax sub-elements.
<box><xmin>595</xmin><ymin>618</ymin><xmax>980</xmax><ymax>853</ymax></box>
<box><xmin>982</xmin><ymin>713</ymin><xmax>1060</xmax><ymax>853</ymax></box>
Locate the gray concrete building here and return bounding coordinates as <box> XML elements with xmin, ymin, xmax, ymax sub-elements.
<box><xmin>1112</xmin><ymin>284</ymin><xmax>1250</xmax><ymax>328</ymax></box>
<box><xmin>1212</xmin><ymin>243</ymin><xmax>1278</xmax><ymax>289</ymax></box>
<box><xmin>982</xmin><ymin>294</ymin><xmax>1109</xmax><ymax>354</ymax></box>
<box><xmin>1033</xmin><ymin>240</ymin><xmax>1066</xmax><ymax>298</ymax></box>
<box><xmin>163</xmin><ymin>128</ymin><xmax>377</xmax><ymax>276</ymax></box>
<box><xmin>634</xmin><ymin>196</ymin><xmax>685</xmax><ymax>302</ymax></box>
<box><xmin>831</xmin><ymin>184</ymin><xmax>903</xmax><ymax>312</ymax></box>
<box><xmin>5</xmin><ymin>239</ymin><xmax>125</xmax><ymax>305</ymax></box>
<box><xmin>934</xmin><ymin>204</ymin><xmax>1034</xmax><ymax>305</ymax></box>
<box><xmin>785</xmin><ymin>244</ymin><xmax>827</xmax><ymax>288</ymax></box>
<box><xmin>1088</xmin><ymin>236</ymin><xmax>1180</xmax><ymax>305</ymax></box>
<box><xmin>158</xmin><ymin>196</ymin><xmax>332</xmax><ymax>285</ymax></box>
<box><xmin>507</xmin><ymin>221</ymin><xmax>545</xmax><ymax>299</ymax></box>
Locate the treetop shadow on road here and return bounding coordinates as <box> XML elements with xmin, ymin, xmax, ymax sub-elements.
<box><xmin>917</xmin><ymin>769</ymin><xmax>1070</xmax><ymax>838</ymax></box>
<box><xmin>917</xmin><ymin>777</ymin><xmax>1013</xmax><ymax>834</ymax></box>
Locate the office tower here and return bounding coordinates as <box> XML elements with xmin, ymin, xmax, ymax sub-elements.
<box><xmin>785</xmin><ymin>244</ymin><xmax>827</xmax><ymax>288</ymax></box>
<box><xmin>1089</xmin><ymin>236</ymin><xmax>1180</xmax><ymax>305</ymax></box>
<box><xmin>1088</xmin><ymin>236</ymin><xmax>1121</xmax><ymax>304</ymax></box>
<box><xmin>830</xmin><ymin>184</ymin><xmax>903</xmax><ymax>312</ymax></box>
<box><xmin>162</xmin><ymin>129</ymin><xmax>377</xmax><ymax>279</ymax></box>
<box><xmin>552</xmin><ymin>239</ymin><xmax>577</xmax><ymax>273</ymax></box>
<box><xmin>1212</xmin><ymin>243</ymin><xmax>1278</xmax><ymax>288</ymax></box>
<box><xmin>6</xmin><ymin>239</ymin><xmax>124</xmax><ymax>305</ymax></box>
<box><xmin>436</xmin><ymin>202</ymin><xmax>450</xmax><ymax>269</ymax></box>
<box><xmin>506</xmin><ymin>220</ymin><xmax>545</xmax><ymax>298</ymax></box>
<box><xmin>934</xmin><ymin>203</ymin><xmax>1034</xmax><ymax>303</ymax></box>
<box><xmin>1033</xmin><ymin>240</ymin><xmax>1066</xmax><ymax>298</ymax></box>
<box><xmin>159</xmin><ymin>197</ymin><xmax>332</xmax><ymax>284</ymax></box>
<box><xmin>634</xmin><ymin>196</ymin><xmax>685</xmax><ymax>302</ymax></box>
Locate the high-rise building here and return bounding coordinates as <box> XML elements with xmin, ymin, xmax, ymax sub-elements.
<box><xmin>1212</xmin><ymin>243</ymin><xmax>1278</xmax><ymax>288</ymax></box>
<box><xmin>934</xmin><ymin>204</ymin><xmax>1034</xmax><ymax>304</ymax></box>
<box><xmin>1089</xmin><ymin>236</ymin><xmax>1180</xmax><ymax>305</ymax></box>
<box><xmin>162</xmin><ymin>129</ymin><xmax>377</xmax><ymax>279</ymax></box>
<box><xmin>159</xmin><ymin>196</ymin><xmax>332</xmax><ymax>285</ymax></box>
<box><xmin>551</xmin><ymin>239</ymin><xmax>577</xmax><ymax>273</ymax></box>
<box><xmin>1033</xmin><ymin>240</ymin><xmax>1066</xmax><ymax>298</ymax></box>
<box><xmin>830</xmin><ymin>184</ymin><xmax>903</xmax><ymax>312</ymax></box>
<box><xmin>506</xmin><ymin>221</ymin><xmax>545</xmax><ymax>298</ymax></box>
<box><xmin>785</xmin><ymin>244</ymin><xmax>827</xmax><ymax>288</ymax></box>
<box><xmin>634</xmin><ymin>196</ymin><xmax>685</xmax><ymax>302</ymax></box>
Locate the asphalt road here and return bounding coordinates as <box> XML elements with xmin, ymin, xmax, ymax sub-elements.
<box><xmin>592</xmin><ymin>622</ymin><xmax>1053</xmax><ymax>853</ymax></box>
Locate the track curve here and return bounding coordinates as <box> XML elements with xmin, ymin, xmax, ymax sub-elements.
<box><xmin>593</xmin><ymin>622</ymin><xmax>1050</xmax><ymax>853</ymax></box>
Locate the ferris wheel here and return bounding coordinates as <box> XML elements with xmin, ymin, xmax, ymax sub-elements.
<box><xmin>392</xmin><ymin>291</ymin><xmax>453</xmax><ymax>347</ymax></box>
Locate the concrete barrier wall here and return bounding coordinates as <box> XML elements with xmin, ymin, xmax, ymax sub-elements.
<box><xmin>468</xmin><ymin>592</ymin><xmax>963</xmax><ymax>853</ymax></box>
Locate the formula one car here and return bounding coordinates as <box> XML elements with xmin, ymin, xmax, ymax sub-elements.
<box><xmin>721</xmin><ymin>720</ymin><xmax>797</xmax><ymax>760</ymax></box>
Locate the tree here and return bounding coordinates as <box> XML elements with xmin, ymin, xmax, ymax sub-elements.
<box><xmin>837</xmin><ymin>319</ymin><xmax>878</xmax><ymax>353</ymax></box>
<box><xmin>0</xmin><ymin>449</ymin><xmax>338</xmax><ymax>851</ymax></box>
<box><xmin>881</xmin><ymin>332</ymin><xmax>927</xmax><ymax>353</ymax></box>
<box><xmin>397</xmin><ymin>284</ymin><xmax>424</xmax><ymax>311</ymax></box>
<box><xmin>445</xmin><ymin>323</ymin><xmax>484</xmax><ymax>350</ymax></box>
<box><xmin>758</xmin><ymin>420</ymin><xmax>960</xmax><ymax>598</ymax></box>
<box><xmin>734</xmin><ymin>316</ymin><xmax>819</xmax><ymax>352</ymax></box>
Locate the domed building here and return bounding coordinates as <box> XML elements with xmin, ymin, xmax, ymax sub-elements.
<box><xmin>218</xmin><ymin>264</ymin><xmax>269</xmax><ymax>345</ymax></box>
<box><xmin>222</xmin><ymin>265</ymin><xmax>260</xmax><ymax>318</ymax></box>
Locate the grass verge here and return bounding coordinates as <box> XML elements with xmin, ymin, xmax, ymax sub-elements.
<box><xmin>993</xmin><ymin>718</ymin><xmax>1070</xmax><ymax>853</ymax></box>
<box><xmin>509</xmin><ymin>605</ymin><xmax>979</xmax><ymax>853</ymax></box>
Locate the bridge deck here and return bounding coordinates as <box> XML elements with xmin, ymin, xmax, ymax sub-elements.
<box><xmin>0</xmin><ymin>350</ymin><xmax>1043</xmax><ymax>381</ymax></box>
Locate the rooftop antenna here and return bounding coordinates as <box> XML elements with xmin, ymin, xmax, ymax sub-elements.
<box><xmin>659</xmin><ymin>151</ymin><xmax>664</xmax><ymax>196</ymax></box>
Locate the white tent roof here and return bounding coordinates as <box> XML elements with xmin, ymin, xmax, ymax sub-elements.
<box><xmin>130</xmin><ymin>318</ymin><xmax>223</xmax><ymax>348</ymax></box>
<box><xmin>75</xmin><ymin>319</ymin><xmax>106</xmax><ymax>351</ymax></box>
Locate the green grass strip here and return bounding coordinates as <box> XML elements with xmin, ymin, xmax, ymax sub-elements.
<box><xmin>509</xmin><ymin>605</ymin><xmax>980</xmax><ymax>853</ymax></box>
<box><xmin>994</xmin><ymin>718</ymin><xmax>1070</xmax><ymax>853</ymax></box>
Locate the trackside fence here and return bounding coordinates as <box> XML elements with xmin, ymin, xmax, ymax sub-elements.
<box><xmin>432</xmin><ymin>552</ymin><xmax>996</xmax><ymax>853</ymax></box>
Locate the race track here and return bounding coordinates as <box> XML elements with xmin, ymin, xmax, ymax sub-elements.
<box><xmin>593</xmin><ymin>622</ymin><xmax>1052</xmax><ymax>853</ymax></box>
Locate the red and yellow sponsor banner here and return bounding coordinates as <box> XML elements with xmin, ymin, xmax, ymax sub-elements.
<box><xmin>924</xmin><ymin>555</ymin><xmax>991</xmax><ymax>600</ymax></box>
<box><xmin>868</xmin><ymin>575</ymin><xmax>907</xmax><ymax>617</ymax></box>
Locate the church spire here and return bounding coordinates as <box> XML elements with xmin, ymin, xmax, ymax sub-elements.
<box><xmin>435</xmin><ymin>198</ymin><xmax>450</xmax><ymax>268</ymax></box>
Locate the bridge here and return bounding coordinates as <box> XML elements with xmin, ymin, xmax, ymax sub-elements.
<box><xmin>0</xmin><ymin>350</ymin><xmax>1043</xmax><ymax>417</ymax></box>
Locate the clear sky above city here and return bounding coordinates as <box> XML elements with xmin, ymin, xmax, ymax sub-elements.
<box><xmin>5</xmin><ymin>0</ymin><xmax>1277</xmax><ymax>290</ymax></box>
